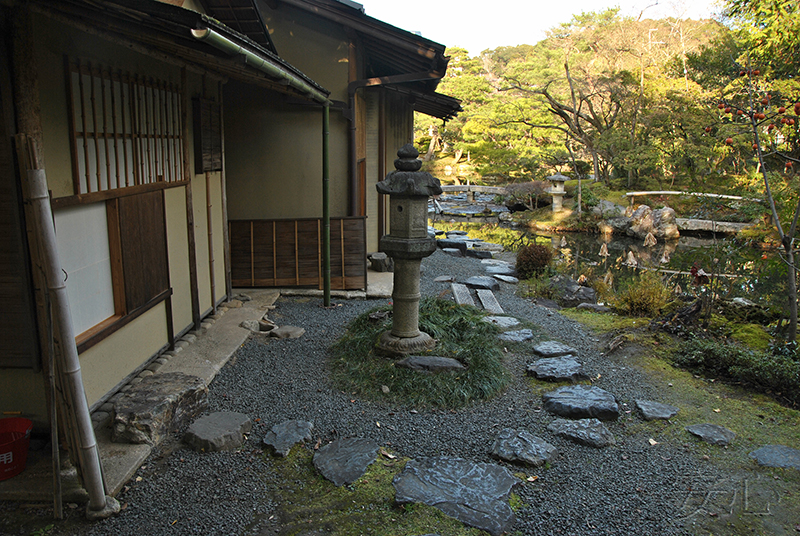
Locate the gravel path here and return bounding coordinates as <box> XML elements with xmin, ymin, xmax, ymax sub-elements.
<box><xmin>62</xmin><ymin>250</ymin><xmax>729</xmax><ymax>536</ymax></box>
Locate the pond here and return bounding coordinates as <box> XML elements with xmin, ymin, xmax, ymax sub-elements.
<box><xmin>547</xmin><ymin>232</ymin><xmax>787</xmax><ymax>312</ymax></box>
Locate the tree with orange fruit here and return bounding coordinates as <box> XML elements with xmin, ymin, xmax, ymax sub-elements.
<box><xmin>712</xmin><ymin>64</ymin><xmax>800</xmax><ymax>341</ymax></box>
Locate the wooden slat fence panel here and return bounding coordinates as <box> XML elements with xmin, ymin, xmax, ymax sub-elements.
<box><xmin>229</xmin><ymin>217</ymin><xmax>366</xmax><ymax>290</ymax></box>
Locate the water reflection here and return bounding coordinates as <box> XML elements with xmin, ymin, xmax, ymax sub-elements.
<box><xmin>548</xmin><ymin>233</ymin><xmax>784</xmax><ymax>309</ymax></box>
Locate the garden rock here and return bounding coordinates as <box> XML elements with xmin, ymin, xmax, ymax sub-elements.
<box><xmin>368</xmin><ymin>252</ymin><xmax>393</xmax><ymax>272</ymax></box>
<box><xmin>442</xmin><ymin>248</ymin><xmax>463</xmax><ymax>257</ymax></box>
<box><xmin>464</xmin><ymin>276</ymin><xmax>500</xmax><ymax>291</ymax></box>
<box><xmin>547</xmin><ymin>275</ymin><xmax>597</xmax><ymax>307</ymax></box>
<box><xmin>313</xmin><ymin>437</ymin><xmax>379</xmax><ymax>486</ymax></box>
<box><xmin>269</xmin><ymin>326</ymin><xmax>305</xmax><ymax>339</ymax></box>
<box><xmin>490</xmin><ymin>428</ymin><xmax>558</xmax><ymax>467</ymax></box>
<box><xmin>437</xmin><ymin>238</ymin><xmax>468</xmax><ymax>254</ymax></box>
<box><xmin>498</xmin><ymin>329</ymin><xmax>535</xmax><ymax>342</ymax></box>
<box><xmin>547</xmin><ymin>418</ymin><xmax>616</xmax><ymax>448</ymax></box>
<box><xmin>184</xmin><ymin>412</ymin><xmax>251</xmax><ymax>452</ymax></box>
<box><xmin>263</xmin><ymin>419</ymin><xmax>314</xmax><ymax>456</ymax></box>
<box><xmin>466</xmin><ymin>249</ymin><xmax>493</xmax><ymax>259</ymax></box>
<box><xmin>636</xmin><ymin>400</ymin><xmax>679</xmax><ymax>421</ymax></box>
<box><xmin>493</xmin><ymin>274</ymin><xmax>519</xmax><ymax>284</ymax></box>
<box><xmin>393</xmin><ymin>456</ymin><xmax>519</xmax><ymax>536</ymax></box>
<box><xmin>543</xmin><ymin>385</ymin><xmax>619</xmax><ymax>421</ymax></box>
<box><xmin>527</xmin><ymin>356</ymin><xmax>588</xmax><ymax>382</ymax></box>
<box><xmin>534</xmin><ymin>298</ymin><xmax>561</xmax><ymax>310</ymax></box>
<box><xmin>686</xmin><ymin>424</ymin><xmax>736</xmax><ymax>446</ymax></box>
<box><xmin>533</xmin><ymin>340</ymin><xmax>577</xmax><ymax>357</ymax></box>
<box><xmin>749</xmin><ymin>445</ymin><xmax>800</xmax><ymax>470</ymax></box>
<box><xmin>112</xmin><ymin>372</ymin><xmax>208</xmax><ymax>445</ymax></box>
<box><xmin>628</xmin><ymin>205</ymin><xmax>680</xmax><ymax>240</ymax></box>
<box><xmin>576</xmin><ymin>303</ymin><xmax>611</xmax><ymax>313</ymax></box>
<box><xmin>591</xmin><ymin>200</ymin><xmax>626</xmax><ymax>218</ymax></box>
<box><xmin>396</xmin><ymin>355</ymin><xmax>466</xmax><ymax>373</ymax></box>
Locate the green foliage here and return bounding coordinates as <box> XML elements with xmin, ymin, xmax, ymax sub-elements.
<box><xmin>611</xmin><ymin>270</ymin><xmax>672</xmax><ymax>317</ymax></box>
<box><xmin>673</xmin><ymin>337</ymin><xmax>800</xmax><ymax>405</ymax></box>
<box><xmin>330</xmin><ymin>298</ymin><xmax>511</xmax><ymax>409</ymax></box>
<box><xmin>516</xmin><ymin>244</ymin><xmax>554</xmax><ymax>279</ymax></box>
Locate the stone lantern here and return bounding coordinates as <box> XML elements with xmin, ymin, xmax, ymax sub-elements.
<box><xmin>375</xmin><ymin>144</ymin><xmax>442</xmax><ymax>356</ymax></box>
<box><xmin>547</xmin><ymin>172</ymin><xmax>569</xmax><ymax>212</ymax></box>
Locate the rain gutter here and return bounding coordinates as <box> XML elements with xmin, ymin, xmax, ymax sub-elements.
<box><xmin>191</xmin><ymin>27</ymin><xmax>330</xmax><ymax>105</ymax></box>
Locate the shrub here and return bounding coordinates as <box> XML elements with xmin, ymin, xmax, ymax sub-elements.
<box><xmin>516</xmin><ymin>244</ymin><xmax>553</xmax><ymax>279</ymax></box>
<box><xmin>611</xmin><ymin>270</ymin><xmax>671</xmax><ymax>317</ymax></box>
<box><xmin>673</xmin><ymin>337</ymin><xmax>800</xmax><ymax>405</ymax></box>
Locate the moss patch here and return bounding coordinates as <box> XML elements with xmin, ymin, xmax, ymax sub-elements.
<box><xmin>268</xmin><ymin>447</ymin><xmax>485</xmax><ymax>536</ymax></box>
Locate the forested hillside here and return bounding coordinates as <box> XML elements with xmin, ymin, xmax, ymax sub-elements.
<box><xmin>416</xmin><ymin>1</ymin><xmax>800</xmax><ymax>196</ymax></box>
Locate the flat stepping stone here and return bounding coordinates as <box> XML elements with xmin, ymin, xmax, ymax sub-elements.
<box><xmin>466</xmin><ymin>249</ymin><xmax>493</xmax><ymax>259</ymax></box>
<box><xmin>313</xmin><ymin>437</ymin><xmax>379</xmax><ymax>486</ymax></box>
<box><xmin>548</xmin><ymin>418</ymin><xmax>615</xmax><ymax>448</ymax></box>
<box><xmin>263</xmin><ymin>419</ymin><xmax>314</xmax><ymax>456</ymax></box>
<box><xmin>498</xmin><ymin>329</ymin><xmax>534</xmax><ymax>342</ymax></box>
<box><xmin>533</xmin><ymin>340</ymin><xmax>577</xmax><ymax>357</ymax></box>
<box><xmin>434</xmin><ymin>275</ymin><xmax>455</xmax><ymax>282</ymax></box>
<box><xmin>446</xmin><ymin>230</ymin><xmax>468</xmax><ymax>237</ymax></box>
<box><xmin>451</xmin><ymin>283</ymin><xmax>475</xmax><ymax>306</ymax></box>
<box><xmin>543</xmin><ymin>385</ymin><xmax>619</xmax><ymax>421</ymax></box>
<box><xmin>527</xmin><ymin>356</ymin><xmax>588</xmax><ymax>382</ymax></box>
<box><xmin>482</xmin><ymin>316</ymin><xmax>520</xmax><ymax>328</ymax></box>
<box><xmin>484</xmin><ymin>265</ymin><xmax>516</xmax><ymax>277</ymax></box>
<box><xmin>493</xmin><ymin>274</ymin><xmax>519</xmax><ymax>284</ymax></box>
<box><xmin>481</xmin><ymin>259</ymin><xmax>513</xmax><ymax>267</ymax></box>
<box><xmin>184</xmin><ymin>411</ymin><xmax>251</xmax><ymax>452</ymax></box>
<box><xmin>749</xmin><ymin>445</ymin><xmax>800</xmax><ymax>470</ymax></box>
<box><xmin>437</xmin><ymin>238</ymin><xmax>468</xmax><ymax>253</ymax></box>
<box><xmin>269</xmin><ymin>325</ymin><xmax>305</xmax><ymax>339</ymax></box>
<box><xmin>464</xmin><ymin>276</ymin><xmax>500</xmax><ymax>291</ymax></box>
<box><xmin>113</xmin><ymin>372</ymin><xmax>208</xmax><ymax>446</ymax></box>
<box><xmin>477</xmin><ymin>289</ymin><xmax>504</xmax><ymax>314</ymax></box>
<box><xmin>472</xmin><ymin>242</ymin><xmax>503</xmax><ymax>252</ymax></box>
<box><xmin>636</xmin><ymin>399</ymin><xmax>679</xmax><ymax>421</ymax></box>
<box><xmin>576</xmin><ymin>303</ymin><xmax>611</xmax><ymax>313</ymax></box>
<box><xmin>442</xmin><ymin>248</ymin><xmax>464</xmax><ymax>257</ymax></box>
<box><xmin>393</xmin><ymin>456</ymin><xmax>519</xmax><ymax>536</ymax></box>
<box><xmin>686</xmin><ymin>424</ymin><xmax>736</xmax><ymax>446</ymax></box>
<box><xmin>396</xmin><ymin>355</ymin><xmax>465</xmax><ymax>373</ymax></box>
<box><xmin>490</xmin><ymin>428</ymin><xmax>558</xmax><ymax>467</ymax></box>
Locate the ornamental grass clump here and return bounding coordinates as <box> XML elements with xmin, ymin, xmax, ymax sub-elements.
<box><xmin>516</xmin><ymin>244</ymin><xmax>553</xmax><ymax>280</ymax></box>
<box><xmin>331</xmin><ymin>297</ymin><xmax>511</xmax><ymax>409</ymax></box>
<box><xmin>612</xmin><ymin>270</ymin><xmax>671</xmax><ymax>317</ymax></box>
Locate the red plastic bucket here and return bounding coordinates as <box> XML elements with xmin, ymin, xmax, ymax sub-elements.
<box><xmin>0</xmin><ymin>417</ymin><xmax>33</xmax><ymax>481</ymax></box>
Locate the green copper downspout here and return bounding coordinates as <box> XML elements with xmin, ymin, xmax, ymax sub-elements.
<box><xmin>323</xmin><ymin>105</ymin><xmax>331</xmax><ymax>306</ymax></box>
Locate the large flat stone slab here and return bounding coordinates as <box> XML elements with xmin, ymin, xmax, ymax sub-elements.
<box><xmin>527</xmin><ymin>356</ymin><xmax>588</xmax><ymax>382</ymax></box>
<box><xmin>394</xmin><ymin>456</ymin><xmax>519</xmax><ymax>536</ymax></box>
<box><xmin>184</xmin><ymin>412</ymin><xmax>252</xmax><ymax>452</ymax></box>
<box><xmin>543</xmin><ymin>385</ymin><xmax>619</xmax><ymax>421</ymax></box>
<box><xmin>313</xmin><ymin>438</ymin><xmax>379</xmax><ymax>486</ymax></box>
<box><xmin>477</xmin><ymin>289</ymin><xmax>504</xmax><ymax>314</ymax></box>
<box><xmin>547</xmin><ymin>418</ymin><xmax>616</xmax><ymax>448</ymax></box>
<box><xmin>263</xmin><ymin>420</ymin><xmax>314</xmax><ymax>456</ymax></box>
<box><xmin>749</xmin><ymin>445</ymin><xmax>800</xmax><ymax>470</ymax></box>
<box><xmin>490</xmin><ymin>428</ymin><xmax>558</xmax><ymax>467</ymax></box>
<box><xmin>686</xmin><ymin>424</ymin><xmax>736</xmax><ymax>446</ymax></box>
<box><xmin>112</xmin><ymin>372</ymin><xmax>208</xmax><ymax>445</ymax></box>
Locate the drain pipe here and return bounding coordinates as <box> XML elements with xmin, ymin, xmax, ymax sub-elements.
<box><xmin>28</xmin><ymin>169</ymin><xmax>120</xmax><ymax>520</ymax></box>
<box><xmin>191</xmin><ymin>28</ymin><xmax>329</xmax><ymax>105</ymax></box>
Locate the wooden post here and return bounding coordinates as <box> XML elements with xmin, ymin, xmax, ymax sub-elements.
<box><xmin>181</xmin><ymin>68</ymin><xmax>201</xmax><ymax>329</ymax></box>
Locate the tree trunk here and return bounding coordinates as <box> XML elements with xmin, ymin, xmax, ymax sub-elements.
<box><xmin>785</xmin><ymin>244</ymin><xmax>798</xmax><ymax>342</ymax></box>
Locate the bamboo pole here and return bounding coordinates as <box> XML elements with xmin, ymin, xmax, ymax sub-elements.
<box><xmin>27</xmin><ymin>169</ymin><xmax>120</xmax><ymax>519</ymax></box>
<box><xmin>323</xmin><ymin>105</ymin><xmax>330</xmax><ymax>305</ymax></box>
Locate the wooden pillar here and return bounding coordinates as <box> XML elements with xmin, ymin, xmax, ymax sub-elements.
<box><xmin>181</xmin><ymin>68</ymin><xmax>201</xmax><ymax>329</ymax></box>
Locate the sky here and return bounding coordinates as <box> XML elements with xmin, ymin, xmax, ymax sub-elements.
<box><xmin>357</xmin><ymin>0</ymin><xmax>723</xmax><ymax>55</ymax></box>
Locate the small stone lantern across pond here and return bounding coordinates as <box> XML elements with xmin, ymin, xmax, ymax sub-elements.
<box><xmin>548</xmin><ymin>172</ymin><xmax>569</xmax><ymax>212</ymax></box>
<box><xmin>375</xmin><ymin>144</ymin><xmax>442</xmax><ymax>356</ymax></box>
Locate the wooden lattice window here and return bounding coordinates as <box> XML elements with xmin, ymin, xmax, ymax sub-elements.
<box><xmin>66</xmin><ymin>58</ymin><xmax>184</xmax><ymax>195</ymax></box>
<box><xmin>193</xmin><ymin>97</ymin><xmax>222</xmax><ymax>173</ymax></box>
